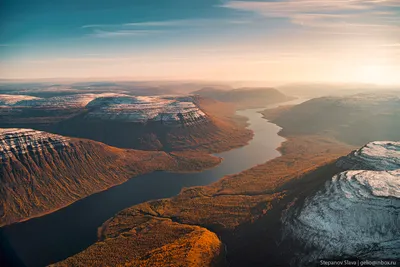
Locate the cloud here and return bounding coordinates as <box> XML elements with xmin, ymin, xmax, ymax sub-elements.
<box><xmin>221</xmin><ymin>0</ymin><xmax>400</xmax><ymax>33</ymax></box>
<box><xmin>82</xmin><ymin>18</ymin><xmax>252</xmax><ymax>38</ymax></box>
<box><xmin>88</xmin><ymin>29</ymin><xmax>162</xmax><ymax>38</ymax></box>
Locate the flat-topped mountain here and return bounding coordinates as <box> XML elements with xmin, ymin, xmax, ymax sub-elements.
<box><xmin>262</xmin><ymin>93</ymin><xmax>400</xmax><ymax>146</ymax></box>
<box><xmin>282</xmin><ymin>141</ymin><xmax>400</xmax><ymax>265</ymax></box>
<box><xmin>0</xmin><ymin>128</ymin><xmax>70</xmax><ymax>160</ymax></box>
<box><xmin>0</xmin><ymin>94</ymin><xmax>41</xmax><ymax>105</ymax></box>
<box><xmin>0</xmin><ymin>93</ymin><xmax>252</xmax><ymax>152</ymax></box>
<box><xmin>192</xmin><ymin>87</ymin><xmax>295</xmax><ymax>109</ymax></box>
<box><xmin>0</xmin><ymin>128</ymin><xmax>221</xmax><ymax>227</ymax></box>
<box><xmin>52</xmin><ymin>138</ymin><xmax>399</xmax><ymax>267</ymax></box>
<box><xmin>0</xmin><ymin>93</ymin><xmax>124</xmax><ymax>108</ymax></box>
<box><xmin>85</xmin><ymin>95</ymin><xmax>207</xmax><ymax>125</ymax></box>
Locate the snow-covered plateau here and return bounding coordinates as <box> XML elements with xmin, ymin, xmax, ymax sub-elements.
<box><xmin>337</xmin><ymin>141</ymin><xmax>400</xmax><ymax>171</ymax></box>
<box><xmin>0</xmin><ymin>93</ymin><xmax>207</xmax><ymax>124</ymax></box>
<box><xmin>85</xmin><ymin>95</ymin><xmax>207</xmax><ymax>123</ymax></box>
<box><xmin>282</xmin><ymin>141</ymin><xmax>400</xmax><ymax>265</ymax></box>
<box><xmin>0</xmin><ymin>128</ymin><xmax>70</xmax><ymax>160</ymax></box>
<box><xmin>0</xmin><ymin>93</ymin><xmax>125</xmax><ymax>108</ymax></box>
<box><xmin>0</xmin><ymin>94</ymin><xmax>41</xmax><ymax>105</ymax></box>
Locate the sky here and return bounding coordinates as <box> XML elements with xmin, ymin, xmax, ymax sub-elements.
<box><xmin>0</xmin><ymin>0</ymin><xmax>399</xmax><ymax>84</ymax></box>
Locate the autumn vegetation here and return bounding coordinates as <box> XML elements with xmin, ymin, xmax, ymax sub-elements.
<box><xmin>0</xmin><ymin>140</ymin><xmax>222</xmax><ymax>227</ymax></box>
<box><xmin>0</xmin><ymin>96</ymin><xmax>255</xmax><ymax>227</ymax></box>
<box><xmin>53</xmin><ymin>130</ymin><xmax>354</xmax><ymax>266</ymax></box>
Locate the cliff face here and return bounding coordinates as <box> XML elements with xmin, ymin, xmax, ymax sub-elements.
<box><xmin>0</xmin><ymin>128</ymin><xmax>221</xmax><ymax>227</ymax></box>
<box><xmin>49</xmin><ymin>95</ymin><xmax>251</xmax><ymax>152</ymax></box>
<box><xmin>0</xmin><ymin>93</ymin><xmax>253</xmax><ymax>153</ymax></box>
<box><xmin>282</xmin><ymin>141</ymin><xmax>400</xmax><ymax>266</ymax></box>
<box><xmin>51</xmin><ymin>135</ymin><xmax>353</xmax><ymax>267</ymax></box>
<box><xmin>336</xmin><ymin>141</ymin><xmax>400</xmax><ymax>171</ymax></box>
<box><xmin>52</xmin><ymin>139</ymin><xmax>399</xmax><ymax>267</ymax></box>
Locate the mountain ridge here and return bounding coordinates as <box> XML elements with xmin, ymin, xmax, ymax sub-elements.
<box><xmin>0</xmin><ymin>128</ymin><xmax>222</xmax><ymax>227</ymax></box>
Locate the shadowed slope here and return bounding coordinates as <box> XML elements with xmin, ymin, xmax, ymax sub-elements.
<box><xmin>0</xmin><ymin>129</ymin><xmax>221</xmax><ymax>227</ymax></box>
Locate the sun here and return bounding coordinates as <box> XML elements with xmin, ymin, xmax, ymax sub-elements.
<box><xmin>356</xmin><ymin>65</ymin><xmax>386</xmax><ymax>84</ymax></box>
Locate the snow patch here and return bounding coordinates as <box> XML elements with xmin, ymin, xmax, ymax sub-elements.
<box><xmin>85</xmin><ymin>95</ymin><xmax>207</xmax><ymax>124</ymax></box>
<box><xmin>0</xmin><ymin>94</ymin><xmax>42</xmax><ymax>105</ymax></box>
<box><xmin>0</xmin><ymin>128</ymin><xmax>70</xmax><ymax>160</ymax></box>
<box><xmin>337</xmin><ymin>141</ymin><xmax>400</xmax><ymax>171</ymax></box>
<box><xmin>282</xmin><ymin>141</ymin><xmax>400</xmax><ymax>265</ymax></box>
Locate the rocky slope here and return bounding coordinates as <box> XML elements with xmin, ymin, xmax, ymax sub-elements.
<box><xmin>0</xmin><ymin>93</ymin><xmax>252</xmax><ymax>152</ymax></box>
<box><xmin>0</xmin><ymin>128</ymin><xmax>70</xmax><ymax>160</ymax></box>
<box><xmin>282</xmin><ymin>141</ymin><xmax>400</xmax><ymax>266</ymax></box>
<box><xmin>52</xmin><ymin>218</ymin><xmax>225</xmax><ymax>267</ymax></box>
<box><xmin>0</xmin><ymin>128</ymin><xmax>221</xmax><ymax>227</ymax></box>
<box><xmin>52</xmin><ymin>135</ymin><xmax>353</xmax><ymax>267</ymax></box>
<box><xmin>85</xmin><ymin>95</ymin><xmax>207</xmax><ymax>124</ymax></box>
<box><xmin>336</xmin><ymin>141</ymin><xmax>400</xmax><ymax>170</ymax></box>
<box><xmin>0</xmin><ymin>93</ymin><xmax>124</xmax><ymax>108</ymax></box>
<box><xmin>53</xmin><ymin>139</ymin><xmax>400</xmax><ymax>267</ymax></box>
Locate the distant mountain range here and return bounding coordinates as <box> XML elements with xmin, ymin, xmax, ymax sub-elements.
<box><xmin>192</xmin><ymin>87</ymin><xmax>295</xmax><ymax>109</ymax></box>
<box><xmin>0</xmin><ymin>93</ymin><xmax>257</xmax><ymax>152</ymax></box>
<box><xmin>262</xmin><ymin>93</ymin><xmax>400</xmax><ymax>146</ymax></box>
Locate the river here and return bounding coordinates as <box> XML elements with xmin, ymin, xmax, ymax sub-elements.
<box><xmin>1</xmin><ymin>99</ymin><xmax>305</xmax><ymax>267</ymax></box>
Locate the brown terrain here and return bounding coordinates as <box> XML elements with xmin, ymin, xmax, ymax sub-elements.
<box><xmin>53</xmin><ymin>131</ymin><xmax>355</xmax><ymax>266</ymax></box>
<box><xmin>0</xmin><ymin>138</ymin><xmax>222</xmax><ymax>227</ymax></box>
<box><xmin>0</xmin><ymin>96</ymin><xmax>256</xmax><ymax>227</ymax></box>
<box><xmin>9</xmin><ymin>91</ymin><xmax>399</xmax><ymax>266</ymax></box>
<box><xmin>48</xmin><ymin>96</ymin><xmax>254</xmax><ymax>152</ymax></box>
<box><xmin>0</xmin><ymin>96</ymin><xmax>253</xmax><ymax>153</ymax></box>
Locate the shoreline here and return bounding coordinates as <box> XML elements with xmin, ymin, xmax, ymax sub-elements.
<box><xmin>2</xmin><ymin>101</ymin><xmax>295</xmax><ymax>267</ymax></box>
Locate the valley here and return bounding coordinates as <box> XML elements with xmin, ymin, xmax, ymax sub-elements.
<box><xmin>1</xmin><ymin>87</ymin><xmax>399</xmax><ymax>267</ymax></box>
<box><xmin>2</xmin><ymin>1</ymin><xmax>400</xmax><ymax>265</ymax></box>
<box><xmin>1</xmin><ymin>98</ymin><xmax>299</xmax><ymax>267</ymax></box>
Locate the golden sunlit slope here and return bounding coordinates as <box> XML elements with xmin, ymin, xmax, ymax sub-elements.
<box><xmin>0</xmin><ymin>133</ymin><xmax>221</xmax><ymax>227</ymax></box>
<box><xmin>0</xmin><ymin>95</ymin><xmax>253</xmax><ymax>153</ymax></box>
<box><xmin>52</xmin><ymin>218</ymin><xmax>224</xmax><ymax>267</ymax></box>
<box><xmin>52</xmin><ymin>132</ymin><xmax>354</xmax><ymax>266</ymax></box>
<box><xmin>48</xmin><ymin>96</ymin><xmax>253</xmax><ymax>152</ymax></box>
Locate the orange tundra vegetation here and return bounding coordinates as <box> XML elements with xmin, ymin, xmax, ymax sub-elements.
<box><xmin>53</xmin><ymin>117</ymin><xmax>355</xmax><ymax>266</ymax></box>
<box><xmin>41</xmin><ymin>96</ymin><xmax>254</xmax><ymax>152</ymax></box>
<box><xmin>0</xmin><ymin>139</ymin><xmax>221</xmax><ymax>227</ymax></box>
<box><xmin>0</xmin><ymin>97</ymin><xmax>253</xmax><ymax>227</ymax></box>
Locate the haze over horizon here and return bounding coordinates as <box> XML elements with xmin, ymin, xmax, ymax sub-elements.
<box><xmin>1</xmin><ymin>0</ymin><xmax>400</xmax><ymax>85</ymax></box>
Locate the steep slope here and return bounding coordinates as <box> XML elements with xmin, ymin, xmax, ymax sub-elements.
<box><xmin>0</xmin><ymin>94</ymin><xmax>253</xmax><ymax>153</ymax></box>
<box><xmin>0</xmin><ymin>128</ymin><xmax>221</xmax><ymax>227</ymax></box>
<box><xmin>52</xmin><ymin>93</ymin><xmax>399</xmax><ymax>267</ymax></box>
<box><xmin>261</xmin><ymin>93</ymin><xmax>400</xmax><ymax>146</ymax></box>
<box><xmin>52</xmin><ymin>135</ymin><xmax>353</xmax><ymax>267</ymax></box>
<box><xmin>282</xmin><ymin>141</ymin><xmax>400</xmax><ymax>266</ymax></box>
<box><xmin>193</xmin><ymin>87</ymin><xmax>295</xmax><ymax>109</ymax></box>
<box><xmin>48</xmin><ymin>95</ymin><xmax>252</xmax><ymax>152</ymax></box>
<box><xmin>52</xmin><ymin>218</ymin><xmax>225</xmax><ymax>267</ymax></box>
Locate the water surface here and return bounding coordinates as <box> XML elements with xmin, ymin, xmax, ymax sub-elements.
<box><xmin>2</xmin><ymin>99</ymin><xmax>303</xmax><ymax>267</ymax></box>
